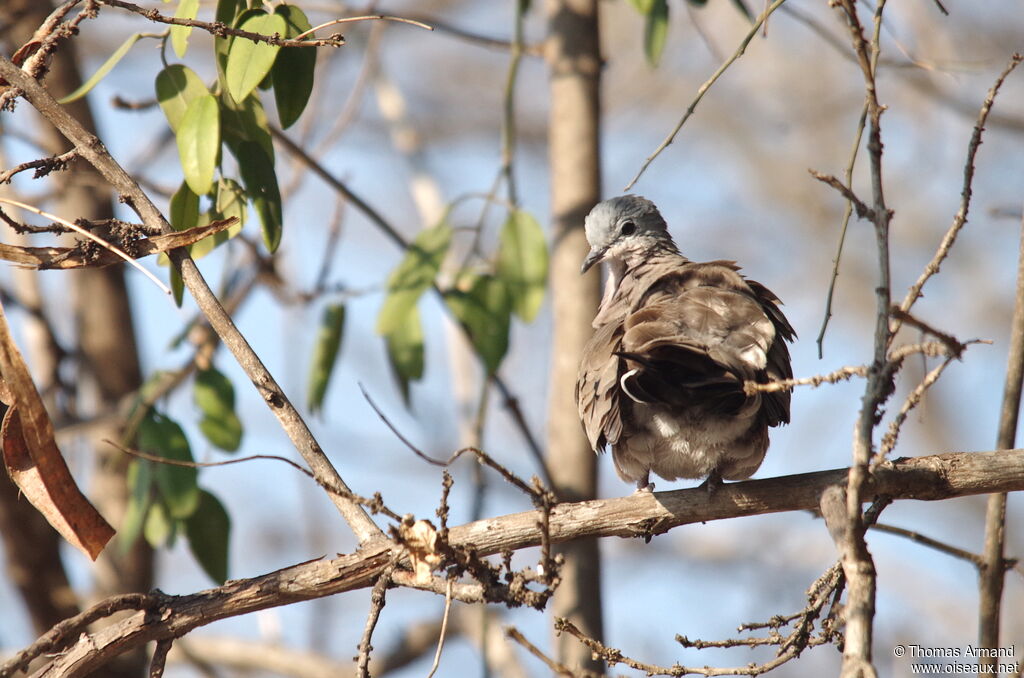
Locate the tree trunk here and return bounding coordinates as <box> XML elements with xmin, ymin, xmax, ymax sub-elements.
<box><xmin>544</xmin><ymin>0</ymin><xmax>604</xmax><ymax>672</ymax></box>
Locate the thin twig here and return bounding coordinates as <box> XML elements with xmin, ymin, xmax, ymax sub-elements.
<box><xmin>876</xmin><ymin>354</ymin><xmax>958</xmax><ymax>460</ymax></box>
<box><xmin>895</xmin><ymin>53</ymin><xmax>1024</xmax><ymax>326</ymax></box>
<box><xmin>99</xmin><ymin>0</ymin><xmax>344</xmax><ymax>47</ymax></box>
<box><xmin>744</xmin><ymin>364</ymin><xmax>868</xmax><ymax>394</ymax></box>
<box><xmin>816</xmin><ymin>105</ymin><xmax>867</xmax><ymax>358</ymax></box>
<box><xmin>808</xmin><ymin>169</ymin><xmax>874</xmax><ymax>221</ymax></box>
<box><xmin>0</xmin><ymin>149</ymin><xmax>77</xmax><ymax>183</ymax></box>
<box><xmin>425</xmin><ymin>579</ymin><xmax>454</xmax><ymax>678</ymax></box>
<box><xmin>505</xmin><ymin>626</ymin><xmax>581</xmax><ymax>677</ymax></box>
<box><xmin>558</xmin><ymin>617</ymin><xmax>815</xmax><ymax>677</ymax></box>
<box><xmin>108</xmin><ymin>439</ymin><xmax>405</xmax><ymax>522</ymax></box>
<box><xmin>623</xmin><ymin>0</ymin><xmax>788</xmax><ymax>191</ymax></box>
<box><xmin>294</xmin><ymin>15</ymin><xmax>434</xmax><ymax>41</ymax></box>
<box><xmin>356</xmin><ymin>565</ymin><xmax>395</xmax><ymax>678</ymax></box>
<box><xmin>0</xmin><ymin>197</ymin><xmax>170</xmax><ymax>294</ymax></box>
<box><xmin>871</xmin><ymin>523</ymin><xmax>985</xmax><ymax>568</ymax></box>
<box><xmin>149</xmin><ymin>639</ymin><xmax>173</xmax><ymax>678</ymax></box>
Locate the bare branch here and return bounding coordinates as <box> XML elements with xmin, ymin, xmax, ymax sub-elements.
<box><xmin>0</xmin><ymin>149</ymin><xmax>76</xmax><ymax>183</ymax></box>
<box><xmin>98</xmin><ymin>0</ymin><xmax>345</xmax><ymax>47</ymax></box>
<box><xmin>18</xmin><ymin>449</ymin><xmax>1024</xmax><ymax>677</ymax></box>
<box><xmin>808</xmin><ymin>169</ymin><xmax>874</xmax><ymax>221</ymax></box>
<box><xmin>356</xmin><ymin>566</ymin><xmax>394</xmax><ymax>678</ymax></box>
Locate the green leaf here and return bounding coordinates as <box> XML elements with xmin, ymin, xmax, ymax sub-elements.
<box><xmin>138</xmin><ymin>411</ymin><xmax>199</xmax><ymax>520</ymax></box>
<box><xmin>155</xmin><ymin>64</ymin><xmax>209</xmax><ymax>132</ymax></box>
<box><xmin>120</xmin><ymin>459</ymin><xmax>153</xmax><ymax>553</ymax></box>
<box><xmin>385</xmin><ymin>305</ymin><xmax>424</xmax><ymax>404</ymax></box>
<box><xmin>376</xmin><ymin>222</ymin><xmax>452</xmax><ymax>335</ymax></box>
<box><xmin>235</xmin><ymin>141</ymin><xmax>282</xmax><ymax>251</ymax></box>
<box><xmin>58</xmin><ymin>32</ymin><xmax>144</xmax><ymax>104</ymax></box>
<box><xmin>191</xmin><ymin>178</ymin><xmax>246</xmax><ymax>258</ymax></box>
<box><xmin>194</xmin><ymin>367</ymin><xmax>243</xmax><ymax>452</ymax></box>
<box><xmin>496</xmin><ymin>210</ymin><xmax>548</xmax><ymax>322</ymax></box>
<box><xmin>444</xmin><ymin>274</ymin><xmax>511</xmax><ymax>374</ymax></box>
<box><xmin>220</xmin><ymin>90</ymin><xmax>275</xmax><ymax>161</ymax></box>
<box><xmin>143</xmin><ymin>500</ymin><xmax>175</xmax><ymax>547</ymax></box>
<box><xmin>170</xmin><ymin>269</ymin><xmax>185</xmax><ymax>307</ymax></box>
<box><xmin>225</xmin><ymin>11</ymin><xmax>287</xmax><ymax>103</ymax></box>
<box><xmin>176</xmin><ymin>94</ymin><xmax>220</xmax><ymax>196</ymax></box>
<box><xmin>307</xmin><ymin>303</ymin><xmax>345</xmax><ymax>414</ymax></box>
<box><xmin>214</xmin><ymin>0</ymin><xmax>246</xmax><ymax>76</ymax></box>
<box><xmin>644</xmin><ymin>0</ymin><xmax>669</xmax><ymax>67</ymax></box>
<box><xmin>170</xmin><ymin>180</ymin><xmax>200</xmax><ymax>232</ymax></box>
<box><xmin>170</xmin><ymin>0</ymin><xmax>200</xmax><ymax>58</ymax></box>
<box><xmin>272</xmin><ymin>4</ymin><xmax>316</xmax><ymax>129</ymax></box>
<box><xmin>166</xmin><ymin>181</ymin><xmax>200</xmax><ymax>306</ymax></box>
<box><xmin>185</xmin><ymin>489</ymin><xmax>231</xmax><ymax>584</ymax></box>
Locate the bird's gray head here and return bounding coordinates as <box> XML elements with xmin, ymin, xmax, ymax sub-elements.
<box><xmin>581</xmin><ymin>195</ymin><xmax>675</xmax><ymax>274</ymax></box>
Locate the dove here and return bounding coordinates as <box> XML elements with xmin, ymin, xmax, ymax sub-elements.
<box><xmin>574</xmin><ymin>195</ymin><xmax>795</xmax><ymax>492</ymax></box>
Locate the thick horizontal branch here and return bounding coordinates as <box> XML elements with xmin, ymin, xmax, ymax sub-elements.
<box><xmin>25</xmin><ymin>449</ymin><xmax>1024</xmax><ymax>677</ymax></box>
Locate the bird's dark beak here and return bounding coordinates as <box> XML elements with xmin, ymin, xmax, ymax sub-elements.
<box><xmin>581</xmin><ymin>246</ymin><xmax>605</xmax><ymax>274</ymax></box>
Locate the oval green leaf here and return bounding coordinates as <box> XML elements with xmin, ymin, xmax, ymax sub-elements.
<box><xmin>170</xmin><ymin>0</ymin><xmax>200</xmax><ymax>58</ymax></box>
<box><xmin>185</xmin><ymin>489</ymin><xmax>231</xmax><ymax>584</ymax></box>
<box><xmin>176</xmin><ymin>94</ymin><xmax>220</xmax><ymax>196</ymax></box>
<box><xmin>496</xmin><ymin>210</ymin><xmax>548</xmax><ymax>322</ymax></box>
<box><xmin>644</xmin><ymin>0</ymin><xmax>669</xmax><ymax>67</ymax></box>
<box><xmin>138</xmin><ymin>411</ymin><xmax>199</xmax><ymax>520</ymax></box>
<box><xmin>155</xmin><ymin>64</ymin><xmax>209</xmax><ymax>132</ymax></box>
<box><xmin>272</xmin><ymin>4</ymin><xmax>316</xmax><ymax>129</ymax></box>
<box><xmin>58</xmin><ymin>32</ymin><xmax>144</xmax><ymax>104</ymax></box>
<box><xmin>385</xmin><ymin>305</ymin><xmax>424</xmax><ymax>404</ymax></box>
<box><xmin>376</xmin><ymin>222</ymin><xmax>453</xmax><ymax>335</ymax></box>
<box><xmin>307</xmin><ymin>303</ymin><xmax>345</xmax><ymax>414</ymax></box>
<box><xmin>120</xmin><ymin>459</ymin><xmax>153</xmax><ymax>553</ymax></box>
<box><xmin>445</xmin><ymin>274</ymin><xmax>511</xmax><ymax>374</ymax></box>
<box><xmin>170</xmin><ymin>180</ymin><xmax>200</xmax><ymax>232</ymax></box>
<box><xmin>143</xmin><ymin>500</ymin><xmax>175</xmax><ymax>547</ymax></box>
<box><xmin>235</xmin><ymin>141</ymin><xmax>282</xmax><ymax>251</ymax></box>
<box><xmin>194</xmin><ymin>367</ymin><xmax>243</xmax><ymax>452</ymax></box>
<box><xmin>225</xmin><ymin>11</ymin><xmax>287</xmax><ymax>103</ymax></box>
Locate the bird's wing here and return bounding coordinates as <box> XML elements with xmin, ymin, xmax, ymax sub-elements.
<box><xmin>617</xmin><ymin>260</ymin><xmax>793</xmax><ymax>423</ymax></box>
<box><xmin>575</xmin><ymin>320</ymin><xmax>624</xmax><ymax>453</ymax></box>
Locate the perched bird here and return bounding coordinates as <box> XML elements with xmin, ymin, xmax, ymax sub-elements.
<box><xmin>575</xmin><ymin>195</ymin><xmax>795</xmax><ymax>492</ymax></box>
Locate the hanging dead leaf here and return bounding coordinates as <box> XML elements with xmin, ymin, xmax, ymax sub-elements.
<box><xmin>0</xmin><ymin>304</ymin><xmax>114</xmax><ymax>560</ymax></box>
<box><xmin>399</xmin><ymin>519</ymin><xmax>442</xmax><ymax>585</ymax></box>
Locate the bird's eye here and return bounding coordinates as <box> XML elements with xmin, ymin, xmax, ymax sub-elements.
<box><xmin>620</xmin><ymin>220</ymin><xmax>637</xmax><ymax>236</ymax></box>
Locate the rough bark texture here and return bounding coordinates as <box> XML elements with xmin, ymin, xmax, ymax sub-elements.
<box><xmin>1</xmin><ymin>2</ymin><xmax>150</xmax><ymax>675</ymax></box>
<box><xmin>544</xmin><ymin>0</ymin><xmax>604</xmax><ymax>671</ymax></box>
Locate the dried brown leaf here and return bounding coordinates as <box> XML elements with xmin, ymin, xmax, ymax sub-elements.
<box><xmin>0</xmin><ymin>304</ymin><xmax>114</xmax><ymax>560</ymax></box>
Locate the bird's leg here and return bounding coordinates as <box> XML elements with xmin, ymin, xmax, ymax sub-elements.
<box><xmin>698</xmin><ymin>469</ymin><xmax>723</xmax><ymax>496</ymax></box>
<box><xmin>634</xmin><ymin>471</ymin><xmax>655</xmax><ymax>493</ymax></box>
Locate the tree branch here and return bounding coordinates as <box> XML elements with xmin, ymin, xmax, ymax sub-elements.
<box><xmin>17</xmin><ymin>449</ymin><xmax>1024</xmax><ymax>678</ymax></box>
<box><xmin>0</xmin><ymin>53</ymin><xmax>383</xmax><ymax>544</ymax></box>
